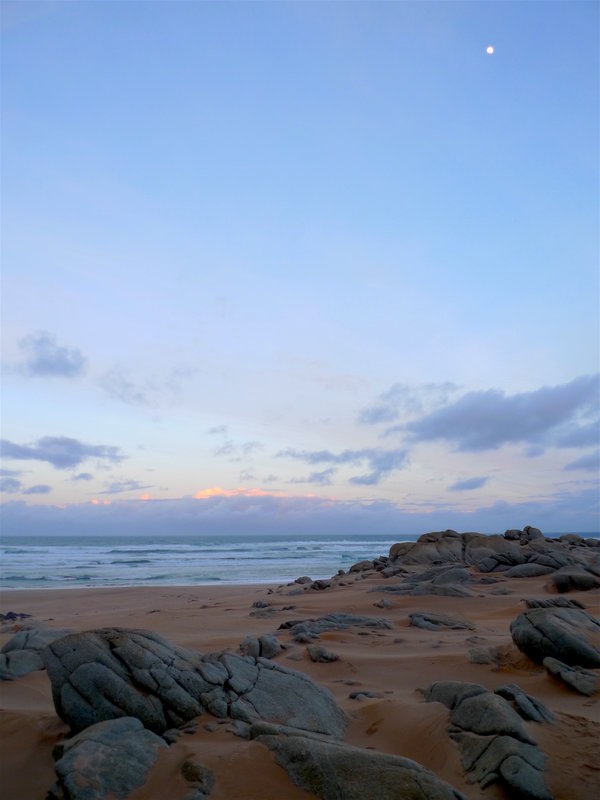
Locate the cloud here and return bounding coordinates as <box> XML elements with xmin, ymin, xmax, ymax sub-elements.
<box><xmin>207</xmin><ymin>425</ymin><xmax>229</xmax><ymax>436</ymax></box>
<box><xmin>289</xmin><ymin>467</ymin><xmax>337</xmax><ymax>486</ymax></box>
<box><xmin>0</xmin><ymin>476</ymin><xmax>22</xmax><ymax>493</ymax></box>
<box><xmin>99</xmin><ymin>368</ymin><xmax>151</xmax><ymax>406</ymax></box>
<box><xmin>359</xmin><ymin>382</ymin><xmax>460</xmax><ymax>425</ymax></box>
<box><xmin>396</xmin><ymin>374</ymin><xmax>599</xmax><ymax>452</ymax></box>
<box><xmin>0</xmin><ymin>468</ymin><xmax>21</xmax><ymax>477</ymax></box>
<box><xmin>72</xmin><ymin>472</ymin><xmax>94</xmax><ymax>481</ymax></box>
<box><xmin>23</xmin><ymin>484</ymin><xmax>52</xmax><ymax>495</ymax></box>
<box><xmin>0</xmin><ymin>436</ymin><xmax>124</xmax><ymax>470</ymax></box>
<box><xmin>448</xmin><ymin>476</ymin><xmax>489</xmax><ymax>492</ymax></box>
<box><xmin>100</xmin><ymin>479</ymin><xmax>153</xmax><ymax>495</ymax></box>
<box><xmin>1</xmin><ymin>486</ymin><xmax>598</xmax><ymax>538</ymax></box>
<box><xmin>214</xmin><ymin>439</ymin><xmax>264</xmax><ymax>459</ymax></box>
<box><xmin>279</xmin><ymin>446</ymin><xmax>408</xmax><ymax>485</ymax></box>
<box><xmin>17</xmin><ymin>331</ymin><xmax>86</xmax><ymax>378</ymax></box>
<box><xmin>564</xmin><ymin>451</ymin><xmax>600</xmax><ymax>473</ymax></box>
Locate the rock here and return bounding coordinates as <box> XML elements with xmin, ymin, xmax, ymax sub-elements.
<box><xmin>505</xmin><ymin>564</ymin><xmax>555</xmax><ymax>578</ymax></box>
<box><xmin>350</xmin><ymin>560</ymin><xmax>374</xmax><ymax>572</ymax></box>
<box><xmin>294</xmin><ymin>576</ymin><xmax>312</xmax><ymax>584</ymax></box>
<box><xmin>0</xmin><ymin>627</ymin><xmax>73</xmax><ymax>680</ymax></box>
<box><xmin>510</xmin><ymin>606</ymin><xmax>600</xmax><ymax>667</ymax></box>
<box><xmin>181</xmin><ymin>759</ymin><xmax>215</xmax><ymax>794</ymax></box>
<box><xmin>252</xmin><ymin>723</ymin><xmax>466</xmax><ymax>799</ymax></box>
<box><xmin>240</xmin><ymin>634</ymin><xmax>282</xmax><ymax>659</ymax></box>
<box><xmin>468</xmin><ymin>647</ymin><xmax>497</xmax><ymax>665</ymax></box>
<box><xmin>310</xmin><ymin>580</ymin><xmax>331</xmax><ymax>590</ymax></box>
<box><xmin>409</xmin><ymin>612</ymin><xmax>474</xmax><ymax>631</ymax></box>
<box><xmin>278</xmin><ymin>613</ymin><xmax>392</xmax><ymax>642</ymax></box>
<box><xmin>44</xmin><ymin>628</ymin><xmax>346</xmax><ymax>738</ymax></box>
<box><xmin>349</xmin><ymin>690</ymin><xmax>384</xmax><ymax>700</ymax></box>
<box><xmin>307</xmin><ymin>645</ymin><xmax>339</xmax><ymax>663</ymax></box>
<box><xmin>424</xmin><ymin>681</ymin><xmax>552</xmax><ymax>799</ymax></box>
<box><xmin>550</xmin><ymin>566</ymin><xmax>600</xmax><ymax>593</ymax></box>
<box><xmin>49</xmin><ymin>716</ymin><xmax>167</xmax><ymax>800</ymax></box>
<box><xmin>543</xmin><ymin>656</ymin><xmax>599</xmax><ymax>696</ymax></box>
<box><xmin>494</xmin><ymin>684</ymin><xmax>554</xmax><ymax>723</ymax></box>
<box><xmin>524</xmin><ymin>597</ymin><xmax>585</xmax><ymax>609</ymax></box>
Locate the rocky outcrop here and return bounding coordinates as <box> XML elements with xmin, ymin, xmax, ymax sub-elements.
<box><xmin>382</xmin><ymin>529</ymin><xmax>600</xmax><ymax>584</ymax></box>
<box><xmin>48</xmin><ymin>716</ymin><xmax>167</xmax><ymax>800</ymax></box>
<box><xmin>371</xmin><ymin>564</ymin><xmax>474</xmax><ymax>598</ymax></box>
<box><xmin>0</xmin><ymin>627</ymin><xmax>73</xmax><ymax>680</ymax></box>
<box><xmin>424</xmin><ymin>681</ymin><xmax>553</xmax><ymax>800</ymax></box>
<box><xmin>510</xmin><ymin>606</ymin><xmax>600</xmax><ymax>667</ymax></box>
<box><xmin>44</xmin><ymin>628</ymin><xmax>346</xmax><ymax>738</ymax></box>
<box><xmin>278</xmin><ymin>613</ymin><xmax>392</xmax><ymax>643</ymax></box>
<box><xmin>250</xmin><ymin>721</ymin><xmax>467</xmax><ymax>800</ymax></box>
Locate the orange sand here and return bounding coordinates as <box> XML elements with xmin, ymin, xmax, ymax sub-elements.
<box><xmin>1</xmin><ymin>574</ymin><xmax>599</xmax><ymax>799</ymax></box>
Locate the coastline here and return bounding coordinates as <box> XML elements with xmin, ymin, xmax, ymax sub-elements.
<box><xmin>2</xmin><ymin>565</ymin><xmax>599</xmax><ymax>799</ymax></box>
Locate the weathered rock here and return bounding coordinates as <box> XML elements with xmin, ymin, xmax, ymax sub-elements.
<box><xmin>524</xmin><ymin>597</ymin><xmax>585</xmax><ymax>609</ymax></box>
<box><xmin>278</xmin><ymin>613</ymin><xmax>392</xmax><ymax>642</ymax></box>
<box><xmin>49</xmin><ymin>716</ymin><xmax>167</xmax><ymax>800</ymax></box>
<box><xmin>409</xmin><ymin>612</ymin><xmax>474</xmax><ymax>631</ymax></box>
<box><xmin>510</xmin><ymin>606</ymin><xmax>600</xmax><ymax>667</ymax></box>
<box><xmin>251</xmin><ymin>722</ymin><xmax>466</xmax><ymax>799</ymax></box>
<box><xmin>425</xmin><ymin>680</ymin><xmax>552</xmax><ymax>799</ymax></box>
<box><xmin>307</xmin><ymin>645</ymin><xmax>339</xmax><ymax>663</ymax></box>
<box><xmin>543</xmin><ymin>656</ymin><xmax>599</xmax><ymax>696</ymax></box>
<box><xmin>505</xmin><ymin>564</ymin><xmax>555</xmax><ymax>578</ymax></box>
<box><xmin>494</xmin><ymin>684</ymin><xmax>554</xmax><ymax>723</ymax></box>
<box><xmin>0</xmin><ymin>627</ymin><xmax>73</xmax><ymax>680</ymax></box>
<box><xmin>350</xmin><ymin>559</ymin><xmax>374</xmax><ymax>572</ymax></box>
<box><xmin>239</xmin><ymin>634</ymin><xmax>282</xmax><ymax>659</ymax></box>
<box><xmin>44</xmin><ymin>628</ymin><xmax>346</xmax><ymax>738</ymax></box>
<box><xmin>550</xmin><ymin>566</ymin><xmax>600</xmax><ymax>593</ymax></box>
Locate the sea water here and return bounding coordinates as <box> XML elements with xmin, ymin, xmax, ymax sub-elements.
<box><xmin>0</xmin><ymin>533</ymin><xmax>411</xmax><ymax>589</ymax></box>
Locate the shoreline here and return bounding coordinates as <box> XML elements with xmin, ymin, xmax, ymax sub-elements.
<box><xmin>1</xmin><ymin>539</ymin><xmax>599</xmax><ymax>800</ymax></box>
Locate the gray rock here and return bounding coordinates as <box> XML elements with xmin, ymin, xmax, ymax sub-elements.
<box><xmin>253</xmin><ymin>723</ymin><xmax>466</xmax><ymax>799</ymax></box>
<box><xmin>44</xmin><ymin>628</ymin><xmax>346</xmax><ymax>738</ymax></box>
<box><xmin>181</xmin><ymin>759</ymin><xmax>215</xmax><ymax>794</ymax></box>
<box><xmin>240</xmin><ymin>634</ymin><xmax>282</xmax><ymax>659</ymax></box>
<box><xmin>307</xmin><ymin>645</ymin><xmax>339</xmax><ymax>663</ymax></box>
<box><xmin>278</xmin><ymin>613</ymin><xmax>392</xmax><ymax>642</ymax></box>
<box><xmin>49</xmin><ymin>716</ymin><xmax>166</xmax><ymax>800</ymax></box>
<box><xmin>349</xmin><ymin>559</ymin><xmax>374</xmax><ymax>572</ymax></box>
<box><xmin>494</xmin><ymin>684</ymin><xmax>554</xmax><ymax>723</ymax></box>
<box><xmin>510</xmin><ymin>606</ymin><xmax>600</xmax><ymax>667</ymax></box>
<box><xmin>524</xmin><ymin>597</ymin><xmax>585</xmax><ymax>609</ymax></box>
<box><xmin>424</xmin><ymin>680</ymin><xmax>552</xmax><ymax>799</ymax></box>
<box><xmin>551</xmin><ymin>566</ymin><xmax>600</xmax><ymax>593</ymax></box>
<box><xmin>543</xmin><ymin>656</ymin><xmax>599</xmax><ymax>696</ymax></box>
<box><xmin>409</xmin><ymin>612</ymin><xmax>474</xmax><ymax>631</ymax></box>
<box><xmin>505</xmin><ymin>564</ymin><xmax>555</xmax><ymax>578</ymax></box>
<box><xmin>0</xmin><ymin>627</ymin><xmax>73</xmax><ymax>680</ymax></box>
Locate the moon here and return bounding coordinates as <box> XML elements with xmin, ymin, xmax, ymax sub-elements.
<box><xmin>486</xmin><ymin>45</ymin><xmax>494</xmax><ymax>55</ymax></box>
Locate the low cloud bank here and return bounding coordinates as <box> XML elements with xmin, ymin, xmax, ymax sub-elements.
<box><xmin>2</xmin><ymin>487</ymin><xmax>597</xmax><ymax>538</ymax></box>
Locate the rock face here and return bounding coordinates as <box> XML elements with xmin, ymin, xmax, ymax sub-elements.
<box><xmin>0</xmin><ymin>627</ymin><xmax>73</xmax><ymax>680</ymax></box>
<box><xmin>251</xmin><ymin>722</ymin><xmax>466</xmax><ymax>800</ymax></box>
<box><xmin>510</xmin><ymin>606</ymin><xmax>600</xmax><ymax>667</ymax></box>
<box><xmin>48</xmin><ymin>716</ymin><xmax>167</xmax><ymax>800</ymax></box>
<box><xmin>424</xmin><ymin>681</ymin><xmax>552</xmax><ymax>800</ymax></box>
<box><xmin>44</xmin><ymin>628</ymin><xmax>346</xmax><ymax>738</ymax></box>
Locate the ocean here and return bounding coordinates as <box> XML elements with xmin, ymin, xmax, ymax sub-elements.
<box><xmin>2</xmin><ymin>532</ymin><xmax>596</xmax><ymax>590</ymax></box>
<box><xmin>0</xmin><ymin>533</ymin><xmax>408</xmax><ymax>589</ymax></box>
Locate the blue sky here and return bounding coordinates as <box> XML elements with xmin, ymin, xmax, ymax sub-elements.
<box><xmin>1</xmin><ymin>0</ymin><xmax>598</xmax><ymax>536</ymax></box>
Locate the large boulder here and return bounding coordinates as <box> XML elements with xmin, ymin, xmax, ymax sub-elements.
<box><xmin>510</xmin><ymin>606</ymin><xmax>600</xmax><ymax>667</ymax></box>
<box><xmin>48</xmin><ymin>716</ymin><xmax>166</xmax><ymax>800</ymax></box>
<box><xmin>44</xmin><ymin>628</ymin><xmax>346</xmax><ymax>738</ymax></box>
<box><xmin>251</xmin><ymin>722</ymin><xmax>466</xmax><ymax>800</ymax></box>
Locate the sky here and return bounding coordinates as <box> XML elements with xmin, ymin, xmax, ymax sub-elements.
<box><xmin>1</xmin><ymin>0</ymin><xmax>598</xmax><ymax>537</ymax></box>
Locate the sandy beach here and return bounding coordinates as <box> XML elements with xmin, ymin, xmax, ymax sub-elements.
<box><xmin>1</xmin><ymin>559</ymin><xmax>599</xmax><ymax>800</ymax></box>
